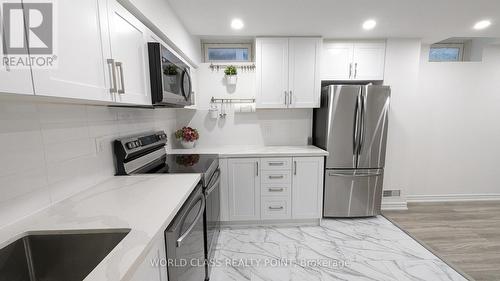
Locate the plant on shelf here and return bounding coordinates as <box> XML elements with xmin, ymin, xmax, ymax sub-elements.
<box><xmin>224</xmin><ymin>65</ymin><xmax>238</xmax><ymax>85</ymax></box>
<box><xmin>163</xmin><ymin>64</ymin><xmax>178</xmax><ymax>76</ymax></box>
<box><xmin>175</xmin><ymin>127</ymin><xmax>199</xmax><ymax>149</ymax></box>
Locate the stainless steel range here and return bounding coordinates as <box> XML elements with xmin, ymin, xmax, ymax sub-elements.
<box><xmin>113</xmin><ymin>131</ymin><xmax>220</xmax><ymax>281</ymax></box>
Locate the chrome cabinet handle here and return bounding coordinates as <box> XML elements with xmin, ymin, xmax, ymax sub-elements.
<box><xmin>256</xmin><ymin>161</ymin><xmax>259</xmax><ymax>176</ymax></box>
<box><xmin>269</xmin><ymin>206</ymin><xmax>284</xmax><ymax>210</ymax></box>
<box><xmin>268</xmin><ymin>162</ymin><xmax>284</xmax><ymax>166</ymax></box>
<box><xmin>269</xmin><ymin>175</ymin><xmax>284</xmax><ymax>179</ymax></box>
<box><xmin>289</xmin><ymin>90</ymin><xmax>293</xmax><ymax>105</ymax></box>
<box><xmin>176</xmin><ymin>195</ymin><xmax>205</xmax><ymax>248</ymax></box>
<box><xmin>268</xmin><ymin>187</ymin><xmax>284</xmax><ymax>192</ymax></box>
<box><xmin>294</xmin><ymin>161</ymin><xmax>297</xmax><ymax>175</ymax></box>
<box><xmin>116</xmin><ymin>62</ymin><xmax>125</xmax><ymax>94</ymax></box>
<box><xmin>349</xmin><ymin>63</ymin><xmax>352</xmax><ymax>79</ymax></box>
<box><xmin>354</xmin><ymin>63</ymin><xmax>358</xmax><ymax>79</ymax></box>
<box><xmin>284</xmin><ymin>91</ymin><xmax>288</xmax><ymax>105</ymax></box>
<box><xmin>107</xmin><ymin>59</ymin><xmax>117</xmax><ymax>93</ymax></box>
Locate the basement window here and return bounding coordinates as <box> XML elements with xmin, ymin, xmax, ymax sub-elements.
<box><xmin>429</xmin><ymin>43</ymin><xmax>464</xmax><ymax>62</ymax></box>
<box><xmin>203</xmin><ymin>43</ymin><xmax>252</xmax><ymax>62</ymax></box>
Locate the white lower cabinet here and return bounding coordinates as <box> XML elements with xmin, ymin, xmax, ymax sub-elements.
<box><xmin>225</xmin><ymin>156</ymin><xmax>324</xmax><ymax>222</ymax></box>
<box><xmin>227</xmin><ymin>158</ymin><xmax>261</xmax><ymax>221</ymax></box>
<box><xmin>130</xmin><ymin>235</ymin><xmax>167</xmax><ymax>281</ymax></box>
<box><xmin>292</xmin><ymin>157</ymin><xmax>324</xmax><ymax>219</ymax></box>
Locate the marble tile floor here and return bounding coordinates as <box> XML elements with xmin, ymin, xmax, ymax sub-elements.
<box><xmin>210</xmin><ymin>216</ymin><xmax>468</xmax><ymax>281</ymax></box>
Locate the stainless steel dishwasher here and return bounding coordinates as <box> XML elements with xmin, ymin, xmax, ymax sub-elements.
<box><xmin>165</xmin><ymin>183</ymin><xmax>206</xmax><ymax>281</ymax></box>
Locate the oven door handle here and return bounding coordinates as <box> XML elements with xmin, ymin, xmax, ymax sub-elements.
<box><xmin>176</xmin><ymin>195</ymin><xmax>205</xmax><ymax>248</ymax></box>
<box><xmin>206</xmin><ymin>169</ymin><xmax>221</xmax><ymax>195</ymax></box>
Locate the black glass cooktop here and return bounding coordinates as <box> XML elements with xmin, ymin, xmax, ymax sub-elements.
<box><xmin>134</xmin><ymin>154</ymin><xmax>218</xmax><ymax>175</ymax></box>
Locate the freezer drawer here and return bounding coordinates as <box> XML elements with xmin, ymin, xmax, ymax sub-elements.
<box><xmin>323</xmin><ymin>169</ymin><xmax>383</xmax><ymax>217</ymax></box>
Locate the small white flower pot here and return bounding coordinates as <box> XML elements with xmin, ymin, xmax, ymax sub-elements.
<box><xmin>226</xmin><ymin>75</ymin><xmax>237</xmax><ymax>85</ymax></box>
<box><xmin>180</xmin><ymin>140</ymin><xmax>196</xmax><ymax>149</ymax></box>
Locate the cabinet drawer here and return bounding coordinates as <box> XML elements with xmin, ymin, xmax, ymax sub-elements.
<box><xmin>261</xmin><ymin>170</ymin><xmax>291</xmax><ymax>184</ymax></box>
<box><xmin>261</xmin><ymin>197</ymin><xmax>291</xmax><ymax>220</ymax></box>
<box><xmin>261</xmin><ymin>158</ymin><xmax>292</xmax><ymax>170</ymax></box>
<box><xmin>261</xmin><ymin>184</ymin><xmax>291</xmax><ymax>197</ymax></box>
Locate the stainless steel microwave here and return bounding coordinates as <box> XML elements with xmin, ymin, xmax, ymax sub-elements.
<box><xmin>147</xmin><ymin>42</ymin><xmax>193</xmax><ymax>107</ymax></box>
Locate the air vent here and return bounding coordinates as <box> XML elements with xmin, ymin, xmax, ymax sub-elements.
<box><xmin>383</xmin><ymin>190</ymin><xmax>401</xmax><ymax>197</ymax></box>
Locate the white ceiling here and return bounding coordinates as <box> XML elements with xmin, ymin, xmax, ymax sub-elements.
<box><xmin>167</xmin><ymin>0</ymin><xmax>500</xmax><ymax>43</ymax></box>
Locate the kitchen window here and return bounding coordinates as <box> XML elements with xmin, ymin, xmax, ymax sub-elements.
<box><xmin>203</xmin><ymin>43</ymin><xmax>252</xmax><ymax>62</ymax></box>
<box><xmin>429</xmin><ymin>43</ymin><xmax>464</xmax><ymax>62</ymax></box>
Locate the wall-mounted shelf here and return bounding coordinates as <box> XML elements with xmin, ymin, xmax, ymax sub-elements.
<box><xmin>211</xmin><ymin>97</ymin><xmax>255</xmax><ymax>104</ymax></box>
<box><xmin>209</xmin><ymin>63</ymin><xmax>256</xmax><ymax>72</ymax></box>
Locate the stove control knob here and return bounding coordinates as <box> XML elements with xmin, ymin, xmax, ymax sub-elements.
<box><xmin>127</xmin><ymin>142</ymin><xmax>134</xmax><ymax>149</ymax></box>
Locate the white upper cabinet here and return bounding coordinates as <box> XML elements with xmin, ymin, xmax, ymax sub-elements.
<box><xmin>256</xmin><ymin>38</ymin><xmax>289</xmax><ymax>108</ymax></box>
<box><xmin>256</xmin><ymin>37</ymin><xmax>321</xmax><ymax>109</ymax></box>
<box><xmin>0</xmin><ymin>0</ymin><xmax>33</xmax><ymax>95</ymax></box>
<box><xmin>352</xmin><ymin>43</ymin><xmax>386</xmax><ymax>81</ymax></box>
<box><xmin>3</xmin><ymin>0</ymin><xmax>152</xmax><ymax>105</ymax></box>
<box><xmin>106</xmin><ymin>0</ymin><xmax>151</xmax><ymax>105</ymax></box>
<box><xmin>322</xmin><ymin>41</ymin><xmax>386</xmax><ymax>81</ymax></box>
<box><xmin>322</xmin><ymin>43</ymin><xmax>354</xmax><ymax>81</ymax></box>
<box><xmin>29</xmin><ymin>0</ymin><xmax>113</xmax><ymax>102</ymax></box>
<box><xmin>288</xmin><ymin>38</ymin><xmax>321</xmax><ymax>108</ymax></box>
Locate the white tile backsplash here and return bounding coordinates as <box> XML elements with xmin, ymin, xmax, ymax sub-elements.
<box><xmin>0</xmin><ymin>98</ymin><xmax>178</xmax><ymax>229</ymax></box>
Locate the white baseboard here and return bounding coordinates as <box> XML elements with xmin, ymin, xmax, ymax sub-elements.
<box><xmin>381</xmin><ymin>199</ymin><xmax>408</xmax><ymax>211</ymax></box>
<box><xmin>406</xmin><ymin>194</ymin><xmax>500</xmax><ymax>203</ymax></box>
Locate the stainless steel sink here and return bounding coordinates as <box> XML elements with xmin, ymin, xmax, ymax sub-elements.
<box><xmin>0</xmin><ymin>229</ymin><xmax>130</xmax><ymax>281</ymax></box>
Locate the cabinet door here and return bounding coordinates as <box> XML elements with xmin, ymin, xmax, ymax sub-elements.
<box><xmin>0</xmin><ymin>1</ymin><xmax>33</xmax><ymax>95</ymax></box>
<box><xmin>292</xmin><ymin>157</ymin><xmax>324</xmax><ymax>219</ymax></box>
<box><xmin>321</xmin><ymin>43</ymin><xmax>354</xmax><ymax>80</ymax></box>
<box><xmin>29</xmin><ymin>0</ymin><xmax>113</xmax><ymax>102</ymax></box>
<box><xmin>228</xmin><ymin>158</ymin><xmax>261</xmax><ymax>221</ymax></box>
<box><xmin>256</xmin><ymin>38</ymin><xmax>288</xmax><ymax>108</ymax></box>
<box><xmin>107</xmin><ymin>0</ymin><xmax>151</xmax><ymax>105</ymax></box>
<box><xmin>129</xmin><ymin>237</ymin><xmax>163</xmax><ymax>281</ymax></box>
<box><xmin>288</xmin><ymin>38</ymin><xmax>321</xmax><ymax>108</ymax></box>
<box><xmin>352</xmin><ymin>43</ymin><xmax>386</xmax><ymax>81</ymax></box>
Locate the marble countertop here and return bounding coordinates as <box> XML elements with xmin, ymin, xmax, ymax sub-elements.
<box><xmin>0</xmin><ymin>174</ymin><xmax>201</xmax><ymax>281</ymax></box>
<box><xmin>168</xmin><ymin>145</ymin><xmax>328</xmax><ymax>158</ymax></box>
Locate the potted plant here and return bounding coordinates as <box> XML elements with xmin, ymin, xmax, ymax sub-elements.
<box><xmin>175</xmin><ymin>127</ymin><xmax>199</xmax><ymax>149</ymax></box>
<box><xmin>224</xmin><ymin>65</ymin><xmax>238</xmax><ymax>85</ymax></box>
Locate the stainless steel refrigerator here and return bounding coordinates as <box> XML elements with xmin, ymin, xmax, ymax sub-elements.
<box><xmin>313</xmin><ymin>84</ymin><xmax>390</xmax><ymax>217</ymax></box>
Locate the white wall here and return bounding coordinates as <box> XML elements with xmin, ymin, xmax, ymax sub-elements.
<box><xmin>0</xmin><ymin>98</ymin><xmax>177</xmax><ymax>228</ymax></box>
<box><xmin>407</xmin><ymin>45</ymin><xmax>500</xmax><ymax>197</ymax></box>
<box><xmin>176</xmin><ymin>63</ymin><xmax>313</xmax><ymax>147</ymax></box>
<box><xmin>382</xmin><ymin>39</ymin><xmax>422</xmax><ymax>200</ymax></box>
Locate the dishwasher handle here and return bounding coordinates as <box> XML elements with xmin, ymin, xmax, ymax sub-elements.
<box><xmin>176</xmin><ymin>195</ymin><xmax>205</xmax><ymax>248</ymax></box>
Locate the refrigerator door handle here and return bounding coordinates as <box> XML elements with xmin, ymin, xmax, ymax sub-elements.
<box><xmin>328</xmin><ymin>172</ymin><xmax>383</xmax><ymax>177</ymax></box>
<box><xmin>357</xmin><ymin>91</ymin><xmax>366</xmax><ymax>155</ymax></box>
<box><xmin>352</xmin><ymin>96</ymin><xmax>360</xmax><ymax>156</ymax></box>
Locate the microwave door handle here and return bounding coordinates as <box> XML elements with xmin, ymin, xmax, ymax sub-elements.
<box><xmin>181</xmin><ymin>69</ymin><xmax>192</xmax><ymax>101</ymax></box>
<box><xmin>176</xmin><ymin>195</ymin><xmax>205</xmax><ymax>248</ymax></box>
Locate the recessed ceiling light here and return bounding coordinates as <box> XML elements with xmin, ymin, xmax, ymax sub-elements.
<box><xmin>362</xmin><ymin>19</ymin><xmax>377</xmax><ymax>30</ymax></box>
<box><xmin>474</xmin><ymin>20</ymin><xmax>491</xmax><ymax>30</ymax></box>
<box><xmin>231</xmin><ymin>18</ymin><xmax>244</xmax><ymax>30</ymax></box>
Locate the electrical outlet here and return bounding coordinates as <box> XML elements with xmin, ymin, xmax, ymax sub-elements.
<box><xmin>95</xmin><ymin>137</ymin><xmax>107</xmax><ymax>154</ymax></box>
